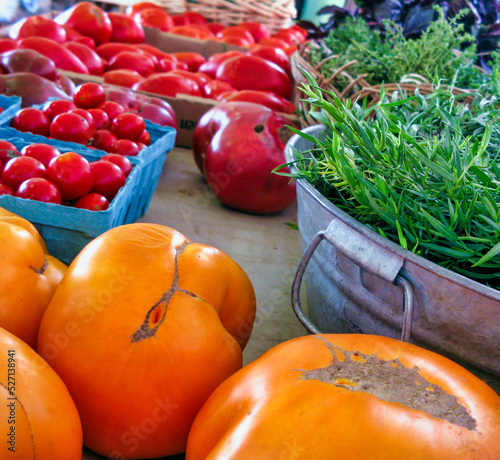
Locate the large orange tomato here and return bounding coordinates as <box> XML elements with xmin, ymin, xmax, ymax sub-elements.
<box><xmin>0</xmin><ymin>207</ymin><xmax>67</xmax><ymax>348</ymax></box>
<box><xmin>0</xmin><ymin>327</ymin><xmax>82</xmax><ymax>459</ymax></box>
<box><xmin>37</xmin><ymin>223</ymin><xmax>256</xmax><ymax>459</ymax></box>
<box><xmin>186</xmin><ymin>334</ymin><xmax>500</xmax><ymax>460</ymax></box>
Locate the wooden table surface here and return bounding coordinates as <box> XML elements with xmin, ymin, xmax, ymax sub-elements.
<box><xmin>81</xmin><ymin>146</ymin><xmax>309</xmax><ymax>459</ymax></box>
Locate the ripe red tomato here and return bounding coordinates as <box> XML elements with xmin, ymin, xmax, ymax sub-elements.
<box><xmin>2</xmin><ymin>156</ymin><xmax>47</xmax><ymax>190</ymax></box>
<box><xmin>109</xmin><ymin>139</ymin><xmax>140</xmax><ymax>156</ymax></box>
<box><xmin>138</xmin><ymin>130</ymin><xmax>151</xmax><ymax>146</ymax></box>
<box><xmin>133</xmin><ymin>73</ymin><xmax>202</xmax><ymax>97</ymax></box>
<box><xmin>0</xmin><ymin>184</ymin><xmax>14</xmax><ymax>195</ymax></box>
<box><xmin>16</xmin><ymin>177</ymin><xmax>62</xmax><ymax>204</ymax></box>
<box><xmin>183</xmin><ymin>11</ymin><xmax>207</xmax><ymax>24</ymax></box>
<box><xmin>9</xmin><ymin>15</ymin><xmax>67</xmax><ymax>43</ymax></box>
<box><xmin>73</xmin><ymin>82</ymin><xmax>106</xmax><ymax>109</ymax></box>
<box><xmin>90</xmin><ymin>160</ymin><xmax>126</xmax><ymax>200</ymax></box>
<box><xmin>216</xmin><ymin>55</ymin><xmax>293</xmax><ymax>99</ymax></box>
<box><xmin>47</xmin><ymin>152</ymin><xmax>94</xmax><ymax>201</ymax></box>
<box><xmin>171</xmin><ymin>52</ymin><xmax>206</xmax><ymax>72</ymax></box>
<box><xmin>0</xmin><ymin>140</ymin><xmax>19</xmax><ymax>165</ymax></box>
<box><xmin>42</xmin><ymin>99</ymin><xmax>77</xmax><ymax>121</ymax></box>
<box><xmin>106</xmin><ymin>51</ymin><xmax>157</xmax><ymax>77</ymax></box>
<box><xmin>102</xmin><ymin>69</ymin><xmax>145</xmax><ymax>88</ymax></box>
<box><xmin>134</xmin><ymin>8</ymin><xmax>174</xmax><ymax>32</ymax></box>
<box><xmin>98</xmin><ymin>101</ymin><xmax>126</xmax><ymax>121</ymax></box>
<box><xmin>107</xmin><ymin>12</ymin><xmax>145</xmax><ymax>44</ymax></box>
<box><xmin>198</xmin><ymin>51</ymin><xmax>245</xmax><ymax>79</ymax></box>
<box><xmin>87</xmin><ymin>108</ymin><xmax>110</xmax><ymax>130</ymax></box>
<box><xmin>92</xmin><ymin>129</ymin><xmax>118</xmax><ymax>151</ymax></box>
<box><xmin>70</xmin><ymin>109</ymin><xmax>96</xmax><ymax>135</ymax></box>
<box><xmin>73</xmin><ymin>193</ymin><xmax>110</xmax><ymax>211</ymax></box>
<box><xmin>217</xmin><ymin>26</ymin><xmax>255</xmax><ymax>46</ymax></box>
<box><xmin>110</xmin><ymin>112</ymin><xmax>145</xmax><ymax>141</ymax></box>
<box><xmin>54</xmin><ymin>1</ymin><xmax>112</xmax><ymax>45</ymax></box>
<box><xmin>20</xmin><ymin>143</ymin><xmax>61</xmax><ymax>168</ymax></box>
<box><xmin>63</xmin><ymin>42</ymin><xmax>105</xmax><ymax>76</ymax></box>
<box><xmin>247</xmin><ymin>45</ymin><xmax>291</xmax><ymax>74</ymax></box>
<box><xmin>238</xmin><ymin>21</ymin><xmax>271</xmax><ymax>42</ymax></box>
<box><xmin>202</xmin><ymin>80</ymin><xmax>236</xmax><ymax>100</ymax></box>
<box><xmin>12</xmin><ymin>107</ymin><xmax>50</xmax><ymax>136</ymax></box>
<box><xmin>125</xmin><ymin>1</ymin><xmax>163</xmax><ymax>16</ymax></box>
<box><xmin>101</xmin><ymin>153</ymin><xmax>133</xmax><ymax>177</ymax></box>
<box><xmin>50</xmin><ymin>112</ymin><xmax>93</xmax><ymax>145</ymax></box>
<box><xmin>222</xmin><ymin>90</ymin><xmax>296</xmax><ymax>114</ymax></box>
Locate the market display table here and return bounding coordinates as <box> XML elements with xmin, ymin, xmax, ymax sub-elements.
<box><xmin>81</xmin><ymin>146</ymin><xmax>309</xmax><ymax>460</ymax></box>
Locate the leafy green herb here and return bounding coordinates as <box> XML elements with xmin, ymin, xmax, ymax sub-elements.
<box><xmin>284</xmin><ymin>75</ymin><xmax>500</xmax><ymax>288</ymax></box>
<box><xmin>307</xmin><ymin>7</ymin><xmax>487</xmax><ymax>91</ymax></box>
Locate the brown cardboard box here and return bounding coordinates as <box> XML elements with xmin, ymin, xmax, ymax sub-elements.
<box><xmin>143</xmin><ymin>26</ymin><xmax>248</xmax><ymax>59</ymax></box>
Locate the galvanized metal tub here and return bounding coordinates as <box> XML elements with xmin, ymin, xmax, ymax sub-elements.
<box><xmin>285</xmin><ymin>125</ymin><xmax>500</xmax><ymax>391</ymax></box>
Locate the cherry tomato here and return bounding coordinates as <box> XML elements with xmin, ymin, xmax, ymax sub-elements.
<box><xmin>2</xmin><ymin>156</ymin><xmax>47</xmax><ymax>190</ymax></box>
<box><xmin>90</xmin><ymin>160</ymin><xmax>126</xmax><ymax>201</ymax></box>
<box><xmin>42</xmin><ymin>99</ymin><xmax>77</xmax><ymax>121</ymax></box>
<box><xmin>73</xmin><ymin>82</ymin><xmax>106</xmax><ymax>109</ymax></box>
<box><xmin>47</xmin><ymin>152</ymin><xmax>94</xmax><ymax>201</ymax></box>
<box><xmin>0</xmin><ymin>184</ymin><xmax>14</xmax><ymax>195</ymax></box>
<box><xmin>16</xmin><ymin>177</ymin><xmax>61</xmax><ymax>204</ymax></box>
<box><xmin>73</xmin><ymin>193</ymin><xmax>109</xmax><ymax>211</ymax></box>
<box><xmin>109</xmin><ymin>139</ymin><xmax>140</xmax><ymax>156</ymax></box>
<box><xmin>0</xmin><ymin>141</ymin><xmax>19</xmax><ymax>165</ymax></box>
<box><xmin>20</xmin><ymin>143</ymin><xmax>61</xmax><ymax>168</ymax></box>
<box><xmin>98</xmin><ymin>101</ymin><xmax>126</xmax><ymax>121</ymax></box>
<box><xmin>110</xmin><ymin>112</ymin><xmax>145</xmax><ymax>142</ymax></box>
<box><xmin>101</xmin><ymin>153</ymin><xmax>133</xmax><ymax>177</ymax></box>
<box><xmin>92</xmin><ymin>129</ymin><xmax>118</xmax><ymax>151</ymax></box>
<box><xmin>11</xmin><ymin>107</ymin><xmax>50</xmax><ymax>136</ymax></box>
<box><xmin>138</xmin><ymin>130</ymin><xmax>151</xmax><ymax>146</ymax></box>
<box><xmin>50</xmin><ymin>112</ymin><xmax>93</xmax><ymax>145</ymax></box>
<box><xmin>87</xmin><ymin>108</ymin><xmax>110</xmax><ymax>130</ymax></box>
<box><xmin>70</xmin><ymin>108</ymin><xmax>96</xmax><ymax>134</ymax></box>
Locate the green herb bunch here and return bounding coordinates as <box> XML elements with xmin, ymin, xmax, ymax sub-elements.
<box><xmin>287</xmin><ymin>75</ymin><xmax>500</xmax><ymax>288</ymax></box>
<box><xmin>308</xmin><ymin>7</ymin><xmax>487</xmax><ymax>90</ymax></box>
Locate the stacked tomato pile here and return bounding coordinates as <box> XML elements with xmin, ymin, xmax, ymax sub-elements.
<box><xmin>0</xmin><ymin>138</ymin><xmax>132</xmax><ymax>210</ymax></box>
<box><xmin>1</xmin><ymin>1</ymin><xmax>305</xmax><ymax>114</ymax></box>
<box><xmin>9</xmin><ymin>82</ymin><xmax>155</xmax><ymax>157</ymax></box>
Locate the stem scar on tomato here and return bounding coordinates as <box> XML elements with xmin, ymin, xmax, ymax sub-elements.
<box><xmin>298</xmin><ymin>336</ymin><xmax>476</xmax><ymax>430</ymax></box>
<box><xmin>29</xmin><ymin>257</ymin><xmax>49</xmax><ymax>275</ymax></box>
<box><xmin>130</xmin><ymin>242</ymin><xmax>210</xmax><ymax>342</ymax></box>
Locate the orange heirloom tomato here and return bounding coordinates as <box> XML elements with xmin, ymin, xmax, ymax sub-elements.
<box><xmin>186</xmin><ymin>334</ymin><xmax>500</xmax><ymax>460</ymax></box>
<box><xmin>0</xmin><ymin>327</ymin><xmax>82</xmax><ymax>459</ymax></box>
<box><xmin>37</xmin><ymin>223</ymin><xmax>256</xmax><ymax>459</ymax></box>
<box><xmin>0</xmin><ymin>207</ymin><xmax>67</xmax><ymax>348</ymax></box>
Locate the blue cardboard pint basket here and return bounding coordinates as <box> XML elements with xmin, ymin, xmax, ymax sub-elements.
<box><xmin>0</xmin><ymin>135</ymin><xmax>142</xmax><ymax>264</ymax></box>
<box><xmin>0</xmin><ymin>118</ymin><xmax>176</xmax><ymax>221</ymax></box>
<box><xmin>0</xmin><ymin>95</ymin><xmax>21</xmax><ymax>126</ymax></box>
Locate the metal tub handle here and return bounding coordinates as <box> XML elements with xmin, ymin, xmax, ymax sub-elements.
<box><xmin>292</xmin><ymin>217</ymin><xmax>415</xmax><ymax>342</ymax></box>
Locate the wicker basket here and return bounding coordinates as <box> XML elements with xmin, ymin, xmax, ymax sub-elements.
<box><xmin>152</xmin><ymin>0</ymin><xmax>297</xmax><ymax>33</ymax></box>
<box><xmin>291</xmin><ymin>40</ymin><xmax>481</xmax><ymax>128</ymax></box>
